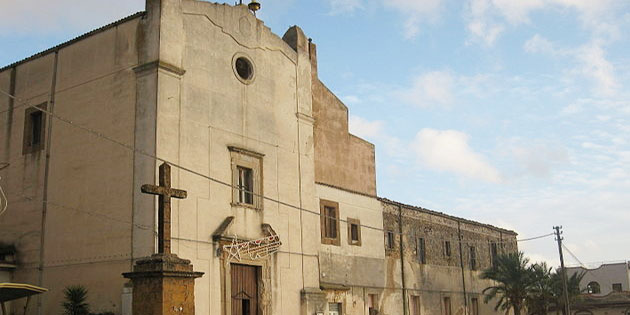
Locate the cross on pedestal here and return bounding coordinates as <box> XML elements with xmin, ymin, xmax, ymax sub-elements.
<box><xmin>141</xmin><ymin>162</ymin><xmax>187</xmax><ymax>255</ymax></box>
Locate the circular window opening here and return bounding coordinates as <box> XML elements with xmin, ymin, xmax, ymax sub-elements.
<box><xmin>235</xmin><ymin>57</ymin><xmax>253</xmax><ymax>81</ymax></box>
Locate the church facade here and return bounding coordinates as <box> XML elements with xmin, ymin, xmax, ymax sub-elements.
<box><xmin>0</xmin><ymin>1</ymin><xmax>517</xmax><ymax>314</ymax></box>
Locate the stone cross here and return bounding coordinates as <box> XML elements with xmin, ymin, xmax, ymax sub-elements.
<box><xmin>141</xmin><ymin>162</ymin><xmax>187</xmax><ymax>255</ymax></box>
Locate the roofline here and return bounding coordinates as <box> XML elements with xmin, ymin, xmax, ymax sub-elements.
<box><xmin>0</xmin><ymin>12</ymin><xmax>145</xmax><ymax>73</ymax></box>
<box><xmin>378</xmin><ymin>197</ymin><xmax>518</xmax><ymax>235</ymax></box>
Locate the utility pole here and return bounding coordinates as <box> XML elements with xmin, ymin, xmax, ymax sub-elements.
<box><xmin>554</xmin><ymin>226</ymin><xmax>571</xmax><ymax>315</ymax></box>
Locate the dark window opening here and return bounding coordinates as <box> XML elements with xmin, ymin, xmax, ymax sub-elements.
<box><xmin>235</xmin><ymin>57</ymin><xmax>253</xmax><ymax>81</ymax></box>
<box><xmin>386</xmin><ymin>231</ymin><xmax>395</xmax><ymax>250</ymax></box>
<box><xmin>443</xmin><ymin>297</ymin><xmax>451</xmax><ymax>315</ymax></box>
<box><xmin>470</xmin><ymin>246</ymin><xmax>477</xmax><ymax>270</ymax></box>
<box><xmin>444</xmin><ymin>240</ymin><xmax>451</xmax><ymax>257</ymax></box>
<box><xmin>30</xmin><ymin>111</ymin><xmax>43</xmax><ymax>146</ymax></box>
<box><xmin>324</xmin><ymin>206</ymin><xmax>338</xmax><ymax>239</ymax></box>
<box><xmin>23</xmin><ymin>105</ymin><xmax>46</xmax><ymax>154</ymax></box>
<box><xmin>491</xmin><ymin>242</ymin><xmax>498</xmax><ymax>266</ymax></box>
<box><xmin>587</xmin><ymin>281</ymin><xmax>601</xmax><ymax>294</ymax></box>
<box><xmin>350</xmin><ymin>224</ymin><xmax>359</xmax><ymax>242</ymax></box>
<box><xmin>418</xmin><ymin>238</ymin><xmax>426</xmax><ymax>264</ymax></box>
<box><xmin>237</xmin><ymin>166</ymin><xmax>254</xmax><ymax>205</ymax></box>
<box><xmin>613</xmin><ymin>283</ymin><xmax>622</xmax><ymax>292</ymax></box>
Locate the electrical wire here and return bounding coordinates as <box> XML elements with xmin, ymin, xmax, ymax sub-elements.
<box><xmin>562</xmin><ymin>243</ymin><xmax>586</xmax><ymax>268</ymax></box>
<box><xmin>0</xmin><ymin>175</ymin><xmax>7</xmax><ymax>217</ymax></box>
<box><xmin>0</xmin><ymin>87</ymin><xmax>541</xmax><ymax>247</ymax></box>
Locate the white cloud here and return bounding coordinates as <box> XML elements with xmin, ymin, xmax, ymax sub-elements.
<box><xmin>398</xmin><ymin>71</ymin><xmax>455</xmax><ymax>108</ymax></box>
<box><xmin>383</xmin><ymin>0</ymin><xmax>444</xmax><ymax>39</ymax></box>
<box><xmin>575</xmin><ymin>43</ymin><xmax>619</xmax><ymax>96</ymax></box>
<box><xmin>348</xmin><ymin>116</ymin><xmax>384</xmax><ymax>139</ymax></box>
<box><xmin>326</xmin><ymin>0</ymin><xmax>363</xmax><ymax>15</ymax></box>
<box><xmin>492</xmin><ymin>0</ymin><xmax>545</xmax><ymax>24</ymax></box>
<box><xmin>524</xmin><ymin>34</ymin><xmax>556</xmax><ymax>54</ymax></box>
<box><xmin>411</xmin><ymin>128</ymin><xmax>502</xmax><ymax>182</ymax></box>
<box><xmin>0</xmin><ymin>0</ymin><xmax>144</xmax><ymax>35</ymax></box>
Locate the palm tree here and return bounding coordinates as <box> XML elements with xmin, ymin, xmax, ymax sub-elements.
<box><xmin>62</xmin><ymin>285</ymin><xmax>90</xmax><ymax>315</ymax></box>
<box><xmin>480</xmin><ymin>252</ymin><xmax>533</xmax><ymax>315</ymax></box>
<box><xmin>526</xmin><ymin>262</ymin><xmax>554</xmax><ymax>315</ymax></box>
<box><xmin>550</xmin><ymin>268</ymin><xmax>585</xmax><ymax>315</ymax></box>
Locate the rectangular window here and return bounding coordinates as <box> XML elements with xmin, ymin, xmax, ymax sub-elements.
<box><xmin>320</xmin><ymin>200</ymin><xmax>340</xmax><ymax>245</ymax></box>
<box><xmin>491</xmin><ymin>242</ymin><xmax>498</xmax><ymax>266</ymax></box>
<box><xmin>444</xmin><ymin>241</ymin><xmax>451</xmax><ymax>257</ymax></box>
<box><xmin>410</xmin><ymin>295</ymin><xmax>421</xmax><ymax>315</ymax></box>
<box><xmin>613</xmin><ymin>283</ymin><xmax>622</xmax><ymax>292</ymax></box>
<box><xmin>328</xmin><ymin>302</ymin><xmax>342</xmax><ymax>315</ymax></box>
<box><xmin>237</xmin><ymin>166</ymin><xmax>254</xmax><ymax>204</ymax></box>
<box><xmin>418</xmin><ymin>238</ymin><xmax>426</xmax><ymax>264</ymax></box>
<box><xmin>22</xmin><ymin>103</ymin><xmax>47</xmax><ymax>154</ymax></box>
<box><xmin>368</xmin><ymin>294</ymin><xmax>378</xmax><ymax>315</ymax></box>
<box><xmin>471</xmin><ymin>298</ymin><xmax>479</xmax><ymax>315</ymax></box>
<box><xmin>386</xmin><ymin>231</ymin><xmax>395</xmax><ymax>250</ymax></box>
<box><xmin>470</xmin><ymin>246</ymin><xmax>477</xmax><ymax>270</ymax></box>
<box><xmin>443</xmin><ymin>297</ymin><xmax>451</xmax><ymax>315</ymax></box>
<box><xmin>347</xmin><ymin>218</ymin><xmax>362</xmax><ymax>246</ymax></box>
<box><xmin>229</xmin><ymin>146</ymin><xmax>263</xmax><ymax>209</ymax></box>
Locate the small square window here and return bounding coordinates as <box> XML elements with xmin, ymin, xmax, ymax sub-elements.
<box><xmin>229</xmin><ymin>146</ymin><xmax>263</xmax><ymax>209</ymax></box>
<box><xmin>613</xmin><ymin>283</ymin><xmax>622</xmax><ymax>292</ymax></box>
<box><xmin>320</xmin><ymin>200</ymin><xmax>340</xmax><ymax>246</ymax></box>
<box><xmin>347</xmin><ymin>218</ymin><xmax>362</xmax><ymax>246</ymax></box>
<box><xmin>386</xmin><ymin>231</ymin><xmax>395</xmax><ymax>250</ymax></box>
<box><xmin>22</xmin><ymin>103</ymin><xmax>47</xmax><ymax>154</ymax></box>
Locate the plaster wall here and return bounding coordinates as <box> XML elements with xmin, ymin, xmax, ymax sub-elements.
<box><xmin>0</xmin><ymin>16</ymin><xmax>141</xmax><ymax>314</ymax></box>
<box><xmin>311</xmin><ymin>67</ymin><xmax>376</xmax><ymax>196</ymax></box>
<box><xmin>316</xmin><ymin>183</ymin><xmax>385</xmax><ymax>288</ymax></box>
<box><xmin>568</xmin><ymin>262</ymin><xmax>630</xmax><ymax>296</ymax></box>
<box><xmin>152</xmin><ymin>2</ymin><xmax>318</xmax><ymax>314</ymax></box>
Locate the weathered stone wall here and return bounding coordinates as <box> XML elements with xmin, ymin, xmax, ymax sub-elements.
<box><xmin>381</xmin><ymin>200</ymin><xmax>518</xmax><ymax>315</ymax></box>
<box><xmin>0</xmin><ymin>15</ymin><xmax>141</xmax><ymax>315</ymax></box>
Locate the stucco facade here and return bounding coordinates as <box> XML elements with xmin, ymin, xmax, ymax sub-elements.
<box><xmin>567</xmin><ymin>262</ymin><xmax>630</xmax><ymax>296</ymax></box>
<box><xmin>0</xmin><ymin>1</ymin><xmax>517</xmax><ymax>314</ymax></box>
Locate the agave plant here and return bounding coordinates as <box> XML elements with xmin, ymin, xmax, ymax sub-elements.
<box><xmin>62</xmin><ymin>285</ymin><xmax>90</xmax><ymax>315</ymax></box>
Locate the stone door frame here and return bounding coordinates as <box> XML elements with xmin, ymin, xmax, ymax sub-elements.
<box><xmin>220</xmin><ymin>249</ymin><xmax>272</xmax><ymax>315</ymax></box>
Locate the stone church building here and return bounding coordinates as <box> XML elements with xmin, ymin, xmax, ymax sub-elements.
<box><xmin>0</xmin><ymin>1</ymin><xmax>517</xmax><ymax>314</ymax></box>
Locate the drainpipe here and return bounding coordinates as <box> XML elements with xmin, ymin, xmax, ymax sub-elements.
<box><xmin>38</xmin><ymin>50</ymin><xmax>59</xmax><ymax>315</ymax></box>
<box><xmin>398</xmin><ymin>205</ymin><xmax>408</xmax><ymax>315</ymax></box>
<box><xmin>457</xmin><ymin>221</ymin><xmax>468</xmax><ymax>315</ymax></box>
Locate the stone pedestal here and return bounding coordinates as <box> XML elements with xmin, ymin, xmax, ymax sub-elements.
<box><xmin>123</xmin><ymin>254</ymin><xmax>203</xmax><ymax>315</ymax></box>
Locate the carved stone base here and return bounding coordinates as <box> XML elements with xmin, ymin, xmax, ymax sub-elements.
<box><xmin>123</xmin><ymin>253</ymin><xmax>204</xmax><ymax>315</ymax></box>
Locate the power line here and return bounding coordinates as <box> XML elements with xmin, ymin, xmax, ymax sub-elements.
<box><xmin>562</xmin><ymin>243</ymin><xmax>586</xmax><ymax>268</ymax></box>
<box><xmin>0</xmin><ymin>87</ymin><xmax>529</xmax><ymax>247</ymax></box>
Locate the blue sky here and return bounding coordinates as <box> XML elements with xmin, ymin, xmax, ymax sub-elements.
<box><xmin>1</xmin><ymin>0</ymin><xmax>629</xmax><ymax>268</ymax></box>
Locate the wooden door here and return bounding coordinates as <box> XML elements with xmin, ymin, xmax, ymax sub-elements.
<box><xmin>231</xmin><ymin>264</ymin><xmax>259</xmax><ymax>315</ymax></box>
